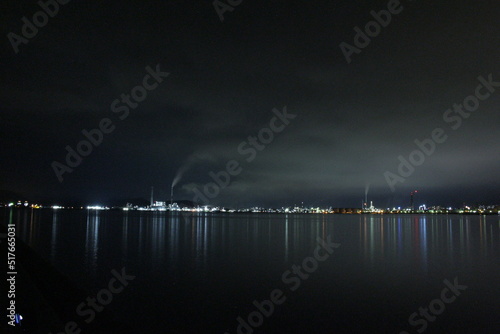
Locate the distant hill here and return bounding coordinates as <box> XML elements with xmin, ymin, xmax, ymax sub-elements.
<box><xmin>0</xmin><ymin>190</ymin><xmax>29</xmax><ymax>203</ymax></box>
<box><xmin>0</xmin><ymin>191</ymin><xmax>200</xmax><ymax>208</ymax></box>
<box><xmin>107</xmin><ymin>197</ymin><xmax>149</xmax><ymax>207</ymax></box>
<box><xmin>175</xmin><ymin>200</ymin><xmax>198</xmax><ymax>208</ymax></box>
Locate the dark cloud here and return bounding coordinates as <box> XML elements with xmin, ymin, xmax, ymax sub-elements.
<box><xmin>1</xmin><ymin>0</ymin><xmax>498</xmax><ymax>207</ymax></box>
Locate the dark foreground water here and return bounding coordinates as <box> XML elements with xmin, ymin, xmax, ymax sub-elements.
<box><xmin>3</xmin><ymin>209</ymin><xmax>500</xmax><ymax>333</ymax></box>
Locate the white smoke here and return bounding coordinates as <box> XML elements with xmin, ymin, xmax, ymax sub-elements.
<box><xmin>172</xmin><ymin>162</ymin><xmax>193</xmax><ymax>188</ymax></box>
<box><xmin>171</xmin><ymin>153</ymin><xmax>216</xmax><ymax>189</ymax></box>
<box><xmin>364</xmin><ymin>182</ymin><xmax>370</xmax><ymax>203</ymax></box>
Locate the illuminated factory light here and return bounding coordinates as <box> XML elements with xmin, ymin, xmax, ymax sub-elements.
<box><xmin>87</xmin><ymin>206</ymin><xmax>107</xmax><ymax>210</ymax></box>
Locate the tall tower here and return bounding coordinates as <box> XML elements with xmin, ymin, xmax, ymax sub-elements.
<box><xmin>150</xmin><ymin>186</ymin><xmax>154</xmax><ymax>207</ymax></box>
<box><xmin>170</xmin><ymin>186</ymin><xmax>174</xmax><ymax>206</ymax></box>
<box><xmin>410</xmin><ymin>190</ymin><xmax>418</xmax><ymax>211</ymax></box>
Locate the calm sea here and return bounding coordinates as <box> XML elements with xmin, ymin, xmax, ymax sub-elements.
<box><xmin>4</xmin><ymin>209</ymin><xmax>500</xmax><ymax>333</ymax></box>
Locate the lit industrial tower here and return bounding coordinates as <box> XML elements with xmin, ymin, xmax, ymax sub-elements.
<box><xmin>410</xmin><ymin>190</ymin><xmax>418</xmax><ymax>211</ymax></box>
<box><xmin>150</xmin><ymin>186</ymin><xmax>154</xmax><ymax>207</ymax></box>
<box><xmin>170</xmin><ymin>185</ymin><xmax>174</xmax><ymax>206</ymax></box>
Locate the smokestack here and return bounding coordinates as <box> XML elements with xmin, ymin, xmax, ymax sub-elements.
<box><xmin>170</xmin><ymin>186</ymin><xmax>173</xmax><ymax>206</ymax></box>
<box><xmin>150</xmin><ymin>186</ymin><xmax>154</xmax><ymax>207</ymax></box>
<box><xmin>364</xmin><ymin>183</ymin><xmax>370</xmax><ymax>209</ymax></box>
<box><xmin>410</xmin><ymin>190</ymin><xmax>418</xmax><ymax>211</ymax></box>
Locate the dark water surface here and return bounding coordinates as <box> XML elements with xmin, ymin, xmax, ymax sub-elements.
<box><xmin>4</xmin><ymin>209</ymin><xmax>500</xmax><ymax>333</ymax></box>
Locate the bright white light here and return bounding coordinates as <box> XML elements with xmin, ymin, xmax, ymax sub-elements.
<box><xmin>87</xmin><ymin>206</ymin><xmax>106</xmax><ymax>210</ymax></box>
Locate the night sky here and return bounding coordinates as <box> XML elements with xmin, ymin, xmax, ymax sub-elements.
<box><xmin>1</xmin><ymin>0</ymin><xmax>499</xmax><ymax>207</ymax></box>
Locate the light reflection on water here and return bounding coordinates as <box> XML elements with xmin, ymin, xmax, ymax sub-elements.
<box><xmin>358</xmin><ymin>215</ymin><xmax>498</xmax><ymax>272</ymax></box>
<box><xmin>4</xmin><ymin>209</ymin><xmax>500</xmax><ymax>333</ymax></box>
<box><xmin>50</xmin><ymin>211</ymin><xmax>58</xmax><ymax>262</ymax></box>
<box><xmin>85</xmin><ymin>211</ymin><xmax>100</xmax><ymax>275</ymax></box>
<box><xmin>9</xmin><ymin>211</ymin><xmax>498</xmax><ymax>274</ymax></box>
<box><xmin>11</xmin><ymin>211</ymin><xmax>499</xmax><ymax>275</ymax></box>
